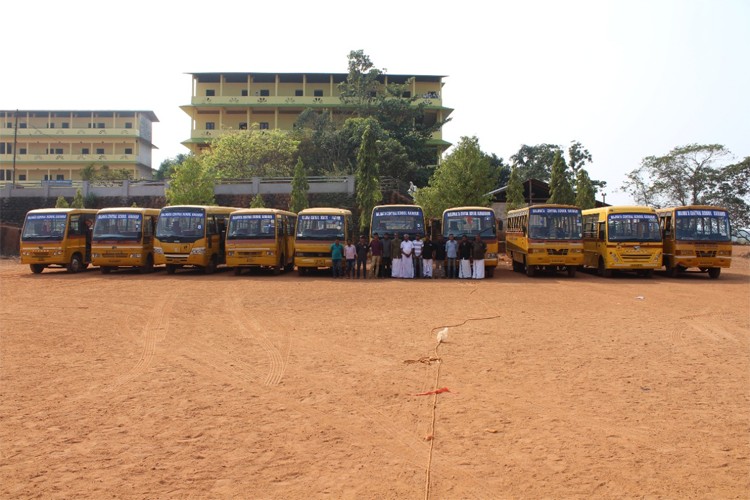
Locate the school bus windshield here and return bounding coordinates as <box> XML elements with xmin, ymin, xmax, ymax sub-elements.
<box><xmin>296</xmin><ymin>214</ymin><xmax>345</xmax><ymax>241</ymax></box>
<box><xmin>443</xmin><ymin>210</ymin><xmax>496</xmax><ymax>238</ymax></box>
<box><xmin>93</xmin><ymin>213</ymin><xmax>143</xmax><ymax>242</ymax></box>
<box><xmin>675</xmin><ymin>209</ymin><xmax>731</xmax><ymax>241</ymax></box>
<box><xmin>528</xmin><ymin>208</ymin><xmax>582</xmax><ymax>240</ymax></box>
<box><xmin>227</xmin><ymin>214</ymin><xmax>276</xmax><ymax>240</ymax></box>
<box><xmin>155</xmin><ymin>208</ymin><xmax>206</xmax><ymax>243</ymax></box>
<box><xmin>371</xmin><ymin>208</ymin><xmax>425</xmax><ymax>237</ymax></box>
<box><xmin>607</xmin><ymin>213</ymin><xmax>661</xmax><ymax>242</ymax></box>
<box><xmin>22</xmin><ymin>213</ymin><xmax>68</xmax><ymax>241</ymax></box>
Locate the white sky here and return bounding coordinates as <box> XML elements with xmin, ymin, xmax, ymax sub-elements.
<box><xmin>4</xmin><ymin>0</ymin><xmax>749</xmax><ymax>204</ymax></box>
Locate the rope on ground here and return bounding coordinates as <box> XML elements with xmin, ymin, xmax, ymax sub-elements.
<box><xmin>423</xmin><ymin>313</ymin><xmax>502</xmax><ymax>500</ymax></box>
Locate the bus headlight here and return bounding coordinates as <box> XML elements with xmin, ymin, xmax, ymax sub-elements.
<box><xmin>190</xmin><ymin>247</ymin><xmax>206</xmax><ymax>255</ymax></box>
<box><xmin>129</xmin><ymin>253</ymin><xmax>142</xmax><ymax>259</ymax></box>
<box><xmin>227</xmin><ymin>251</ymin><xmax>235</xmax><ymax>257</ymax></box>
<box><xmin>717</xmin><ymin>250</ymin><xmax>731</xmax><ymax>256</ymax></box>
<box><xmin>53</xmin><ymin>250</ymin><xmax>63</xmax><ymax>256</ymax></box>
<box><xmin>154</xmin><ymin>247</ymin><xmax>164</xmax><ymax>254</ymax></box>
<box><xmin>570</xmin><ymin>248</ymin><xmax>583</xmax><ymax>253</ymax></box>
<box><xmin>266</xmin><ymin>251</ymin><xmax>275</xmax><ymax>256</ymax></box>
<box><xmin>485</xmin><ymin>252</ymin><xmax>497</xmax><ymax>259</ymax></box>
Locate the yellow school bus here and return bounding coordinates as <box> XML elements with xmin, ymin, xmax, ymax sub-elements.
<box><xmin>656</xmin><ymin>205</ymin><xmax>732</xmax><ymax>279</ymax></box>
<box><xmin>154</xmin><ymin>205</ymin><xmax>237</xmax><ymax>274</ymax></box>
<box><xmin>582</xmin><ymin>206</ymin><xmax>662</xmax><ymax>277</ymax></box>
<box><xmin>370</xmin><ymin>204</ymin><xmax>426</xmax><ymax>240</ymax></box>
<box><xmin>506</xmin><ymin>205</ymin><xmax>584</xmax><ymax>277</ymax></box>
<box><xmin>294</xmin><ymin>207</ymin><xmax>352</xmax><ymax>275</ymax></box>
<box><xmin>92</xmin><ymin>207</ymin><xmax>160</xmax><ymax>274</ymax></box>
<box><xmin>20</xmin><ymin>208</ymin><xmax>98</xmax><ymax>273</ymax></box>
<box><xmin>442</xmin><ymin>206</ymin><xmax>499</xmax><ymax>277</ymax></box>
<box><xmin>226</xmin><ymin>208</ymin><xmax>297</xmax><ymax>275</ymax></box>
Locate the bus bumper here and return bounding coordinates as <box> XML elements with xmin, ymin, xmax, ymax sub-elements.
<box><xmin>295</xmin><ymin>257</ymin><xmax>332</xmax><ymax>269</ymax></box>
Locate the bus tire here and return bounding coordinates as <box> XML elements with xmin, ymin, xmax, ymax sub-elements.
<box><xmin>567</xmin><ymin>266</ymin><xmax>577</xmax><ymax>278</ymax></box>
<box><xmin>30</xmin><ymin>264</ymin><xmax>45</xmax><ymax>274</ymax></box>
<box><xmin>67</xmin><ymin>254</ymin><xmax>84</xmax><ymax>273</ymax></box>
<box><xmin>166</xmin><ymin>264</ymin><xmax>177</xmax><ymax>275</ymax></box>
<box><xmin>525</xmin><ymin>261</ymin><xmax>536</xmax><ymax>277</ymax></box>
<box><xmin>708</xmin><ymin>267</ymin><xmax>721</xmax><ymax>279</ymax></box>
<box><xmin>140</xmin><ymin>255</ymin><xmax>154</xmax><ymax>274</ymax></box>
<box><xmin>598</xmin><ymin>258</ymin><xmax>612</xmax><ymax>278</ymax></box>
<box><xmin>486</xmin><ymin>267</ymin><xmax>495</xmax><ymax>278</ymax></box>
<box><xmin>640</xmin><ymin>269</ymin><xmax>654</xmax><ymax>278</ymax></box>
<box><xmin>101</xmin><ymin>266</ymin><xmax>112</xmax><ymax>274</ymax></box>
<box><xmin>298</xmin><ymin>267</ymin><xmax>307</xmax><ymax>277</ymax></box>
<box><xmin>233</xmin><ymin>267</ymin><xmax>242</xmax><ymax>276</ymax></box>
<box><xmin>204</xmin><ymin>256</ymin><xmax>217</xmax><ymax>274</ymax></box>
<box><xmin>274</xmin><ymin>255</ymin><xmax>284</xmax><ymax>275</ymax></box>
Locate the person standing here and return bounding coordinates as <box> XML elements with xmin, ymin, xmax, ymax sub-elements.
<box><xmin>381</xmin><ymin>233</ymin><xmax>392</xmax><ymax>278</ymax></box>
<box><xmin>422</xmin><ymin>235</ymin><xmax>435</xmax><ymax>278</ymax></box>
<box><xmin>391</xmin><ymin>233</ymin><xmax>403</xmax><ymax>278</ymax></box>
<box><xmin>330</xmin><ymin>238</ymin><xmax>344</xmax><ymax>278</ymax></box>
<box><xmin>343</xmin><ymin>239</ymin><xmax>356</xmax><ymax>278</ymax></box>
<box><xmin>471</xmin><ymin>234</ymin><xmax>487</xmax><ymax>279</ymax></box>
<box><xmin>400</xmin><ymin>234</ymin><xmax>415</xmax><ymax>279</ymax></box>
<box><xmin>355</xmin><ymin>235</ymin><xmax>370</xmax><ymax>279</ymax></box>
<box><xmin>434</xmin><ymin>234</ymin><xmax>446</xmax><ymax>279</ymax></box>
<box><xmin>445</xmin><ymin>233</ymin><xmax>458</xmax><ymax>279</ymax></box>
<box><xmin>412</xmin><ymin>234</ymin><xmax>424</xmax><ymax>278</ymax></box>
<box><xmin>369</xmin><ymin>232</ymin><xmax>383</xmax><ymax>278</ymax></box>
<box><xmin>458</xmin><ymin>234</ymin><xmax>473</xmax><ymax>279</ymax></box>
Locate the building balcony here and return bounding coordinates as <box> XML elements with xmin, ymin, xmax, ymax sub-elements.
<box><xmin>0</xmin><ymin>153</ymin><xmax>138</xmax><ymax>163</ymax></box>
<box><xmin>189</xmin><ymin>94</ymin><xmax>443</xmax><ymax>108</ymax></box>
<box><xmin>0</xmin><ymin>127</ymin><xmax>143</xmax><ymax>139</ymax></box>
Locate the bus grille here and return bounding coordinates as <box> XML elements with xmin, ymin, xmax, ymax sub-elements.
<box><xmin>297</xmin><ymin>252</ymin><xmax>330</xmax><ymax>258</ymax></box>
<box><xmin>104</xmin><ymin>252</ymin><xmax>128</xmax><ymax>258</ymax></box>
<box><xmin>32</xmin><ymin>251</ymin><xmax>50</xmax><ymax>257</ymax></box>
<box><xmin>697</xmin><ymin>250</ymin><xmax>716</xmax><ymax>258</ymax></box>
<box><xmin>546</xmin><ymin>249</ymin><xmax>569</xmax><ymax>256</ymax></box>
<box><xmin>621</xmin><ymin>254</ymin><xmax>652</xmax><ymax>261</ymax></box>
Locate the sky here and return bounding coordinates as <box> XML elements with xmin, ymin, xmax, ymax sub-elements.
<box><xmin>4</xmin><ymin>0</ymin><xmax>749</xmax><ymax>205</ymax></box>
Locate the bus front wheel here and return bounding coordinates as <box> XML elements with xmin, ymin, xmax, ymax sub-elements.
<box><xmin>525</xmin><ymin>261</ymin><xmax>536</xmax><ymax>277</ymax></box>
<box><xmin>486</xmin><ymin>267</ymin><xmax>495</xmax><ymax>278</ymax></box>
<box><xmin>598</xmin><ymin>258</ymin><xmax>612</xmax><ymax>278</ymax></box>
<box><xmin>708</xmin><ymin>267</ymin><xmax>721</xmax><ymax>279</ymax></box>
<box><xmin>567</xmin><ymin>266</ymin><xmax>577</xmax><ymax>278</ymax></box>
<box><xmin>68</xmin><ymin>254</ymin><xmax>84</xmax><ymax>273</ymax></box>
<box><xmin>30</xmin><ymin>264</ymin><xmax>45</xmax><ymax>274</ymax></box>
<box><xmin>298</xmin><ymin>267</ymin><xmax>308</xmax><ymax>277</ymax></box>
<box><xmin>166</xmin><ymin>264</ymin><xmax>177</xmax><ymax>275</ymax></box>
<box><xmin>101</xmin><ymin>266</ymin><xmax>113</xmax><ymax>274</ymax></box>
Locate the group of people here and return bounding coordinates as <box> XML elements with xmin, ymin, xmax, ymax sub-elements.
<box><xmin>329</xmin><ymin>232</ymin><xmax>488</xmax><ymax>280</ymax></box>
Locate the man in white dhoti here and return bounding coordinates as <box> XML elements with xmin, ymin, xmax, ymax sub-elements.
<box><xmin>471</xmin><ymin>234</ymin><xmax>487</xmax><ymax>279</ymax></box>
<box><xmin>458</xmin><ymin>235</ymin><xmax>472</xmax><ymax>278</ymax></box>
<box><xmin>400</xmin><ymin>234</ymin><xmax>415</xmax><ymax>279</ymax></box>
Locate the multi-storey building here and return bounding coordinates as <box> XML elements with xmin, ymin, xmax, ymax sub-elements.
<box><xmin>181</xmin><ymin>72</ymin><xmax>452</xmax><ymax>161</ymax></box>
<box><xmin>0</xmin><ymin>110</ymin><xmax>159</xmax><ymax>183</ymax></box>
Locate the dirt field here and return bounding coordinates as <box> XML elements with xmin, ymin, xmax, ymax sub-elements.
<box><xmin>1</xmin><ymin>251</ymin><xmax>749</xmax><ymax>499</ymax></box>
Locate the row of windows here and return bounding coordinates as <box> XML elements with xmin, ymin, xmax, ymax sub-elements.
<box><xmin>4</xmin><ymin>122</ymin><xmax>133</xmax><ymax>129</ymax></box>
<box><xmin>205</xmin><ymin>122</ymin><xmax>268</xmax><ymax>130</ymax></box>
<box><xmin>0</xmin><ymin>147</ymin><xmax>133</xmax><ymax>155</ymax></box>
<box><xmin>203</xmin><ymin>89</ymin><xmax>434</xmax><ymax>99</ymax></box>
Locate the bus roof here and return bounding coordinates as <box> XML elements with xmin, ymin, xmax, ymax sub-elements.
<box><xmin>582</xmin><ymin>205</ymin><xmax>656</xmax><ymax>215</ymax></box>
<box><xmin>25</xmin><ymin>208</ymin><xmax>98</xmax><ymax>215</ymax></box>
<box><xmin>161</xmin><ymin>205</ymin><xmax>238</xmax><ymax>212</ymax></box>
<box><xmin>373</xmin><ymin>204</ymin><xmax>423</xmax><ymax>210</ymax></box>
<box><xmin>97</xmin><ymin>207</ymin><xmax>160</xmax><ymax>215</ymax></box>
<box><xmin>655</xmin><ymin>205</ymin><xmax>728</xmax><ymax>213</ymax></box>
<box><xmin>230</xmin><ymin>208</ymin><xmax>297</xmax><ymax>217</ymax></box>
<box><xmin>297</xmin><ymin>207</ymin><xmax>352</xmax><ymax>216</ymax></box>
<box><xmin>443</xmin><ymin>206</ymin><xmax>496</xmax><ymax>214</ymax></box>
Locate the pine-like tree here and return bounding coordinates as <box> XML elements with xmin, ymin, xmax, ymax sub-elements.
<box><xmin>55</xmin><ymin>196</ymin><xmax>70</xmax><ymax>208</ymax></box>
<box><xmin>250</xmin><ymin>194</ymin><xmax>265</xmax><ymax>208</ymax></box>
<box><xmin>355</xmin><ymin>123</ymin><xmax>382</xmax><ymax>232</ymax></box>
<box><xmin>547</xmin><ymin>152</ymin><xmax>575</xmax><ymax>205</ymax></box>
<box><xmin>289</xmin><ymin>158</ymin><xmax>309</xmax><ymax>213</ymax></box>
<box><xmin>505</xmin><ymin>166</ymin><xmax>525</xmax><ymax>212</ymax></box>
<box><xmin>575</xmin><ymin>168</ymin><xmax>596</xmax><ymax>209</ymax></box>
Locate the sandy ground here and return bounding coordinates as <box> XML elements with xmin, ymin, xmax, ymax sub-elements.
<box><xmin>1</xmin><ymin>250</ymin><xmax>749</xmax><ymax>499</ymax></box>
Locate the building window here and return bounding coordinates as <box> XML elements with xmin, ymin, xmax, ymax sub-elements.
<box><xmin>56</xmin><ymin>174</ymin><xmax>64</xmax><ymax>181</ymax></box>
<box><xmin>19</xmin><ymin>148</ymin><xmax>26</xmax><ymax>154</ymax></box>
<box><xmin>125</xmin><ymin>122</ymin><xmax>133</xmax><ymax>129</ymax></box>
<box><xmin>205</xmin><ymin>122</ymin><xmax>215</xmax><ymax>130</ymax></box>
<box><xmin>260</xmin><ymin>89</ymin><xmax>270</xmax><ymax>96</ymax></box>
<box><xmin>241</xmin><ymin>90</ymin><xmax>248</xmax><ymax>96</ymax></box>
<box><xmin>98</xmin><ymin>123</ymin><xmax>105</xmax><ymax>129</ymax></box>
<box><xmin>0</xmin><ymin>143</ymin><xmax>10</xmax><ymax>154</ymax></box>
<box><xmin>82</xmin><ymin>148</ymin><xmax>89</xmax><ymax>154</ymax></box>
<box><xmin>206</xmin><ymin>89</ymin><xmax>215</xmax><ymax>96</ymax></box>
<box><xmin>19</xmin><ymin>123</ymin><xmax>27</xmax><ymax>129</ymax></box>
<box><xmin>125</xmin><ymin>148</ymin><xmax>133</xmax><ymax>155</ymax></box>
<box><xmin>259</xmin><ymin>122</ymin><xmax>269</xmax><ymax>130</ymax></box>
<box><xmin>19</xmin><ymin>174</ymin><xmax>26</xmax><ymax>181</ymax></box>
<box><xmin>96</xmin><ymin>148</ymin><xmax>104</xmax><ymax>155</ymax></box>
<box><xmin>402</xmin><ymin>91</ymin><xmax>411</xmax><ymax>98</ymax></box>
<box><xmin>295</xmin><ymin>89</ymin><xmax>303</xmax><ymax>97</ymax></box>
<box><xmin>62</xmin><ymin>122</ymin><xmax>69</xmax><ymax>129</ymax></box>
<box><xmin>5</xmin><ymin>123</ymin><xmax>10</xmax><ymax>128</ymax></box>
<box><xmin>48</xmin><ymin>123</ymin><xmax>56</xmax><ymax>129</ymax></box>
<box><xmin>56</xmin><ymin>148</ymin><xmax>63</xmax><ymax>155</ymax></box>
<box><xmin>239</xmin><ymin>122</ymin><xmax>247</xmax><ymax>130</ymax></box>
<box><xmin>314</xmin><ymin>89</ymin><xmax>323</xmax><ymax>97</ymax></box>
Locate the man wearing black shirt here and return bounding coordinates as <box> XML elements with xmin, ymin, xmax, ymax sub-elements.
<box><xmin>421</xmin><ymin>235</ymin><xmax>436</xmax><ymax>278</ymax></box>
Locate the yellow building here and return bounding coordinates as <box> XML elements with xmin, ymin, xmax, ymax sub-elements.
<box><xmin>0</xmin><ymin>110</ymin><xmax>159</xmax><ymax>183</ymax></box>
<box><xmin>180</xmin><ymin>72</ymin><xmax>452</xmax><ymax>160</ymax></box>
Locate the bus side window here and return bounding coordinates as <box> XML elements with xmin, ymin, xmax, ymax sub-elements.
<box><xmin>69</xmin><ymin>215</ymin><xmax>81</xmax><ymax>236</ymax></box>
<box><xmin>598</xmin><ymin>222</ymin><xmax>606</xmax><ymax>241</ymax></box>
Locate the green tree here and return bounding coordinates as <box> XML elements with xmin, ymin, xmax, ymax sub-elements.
<box><xmin>289</xmin><ymin>158</ymin><xmax>309</xmax><ymax>213</ymax></box>
<box><xmin>166</xmin><ymin>156</ymin><xmax>216</xmax><ymax>205</ymax></box>
<box><xmin>567</xmin><ymin>140</ymin><xmax>592</xmax><ymax>175</ymax></box>
<box><xmin>338</xmin><ymin>50</ymin><xmax>382</xmax><ymax>115</ymax></box>
<box><xmin>71</xmin><ymin>188</ymin><xmax>85</xmax><ymax>208</ymax></box>
<box><xmin>505</xmin><ymin>166</ymin><xmax>525</xmax><ymax>212</ymax></box>
<box><xmin>355</xmin><ymin>123</ymin><xmax>382</xmax><ymax>231</ymax></box>
<box><xmin>414</xmin><ymin>136</ymin><xmax>495</xmax><ymax>219</ymax></box>
<box><xmin>154</xmin><ymin>154</ymin><xmax>190</xmax><ymax>180</ymax></box>
<box><xmin>250</xmin><ymin>194</ymin><xmax>265</xmax><ymax>208</ymax></box>
<box><xmin>575</xmin><ymin>168</ymin><xmax>596</xmax><ymax>209</ymax></box>
<box><xmin>547</xmin><ymin>152</ymin><xmax>575</xmax><ymax>205</ymax></box>
<box><xmin>55</xmin><ymin>196</ymin><xmax>70</xmax><ymax>208</ymax></box>
<box><xmin>203</xmin><ymin>127</ymin><xmax>299</xmax><ymax>178</ymax></box>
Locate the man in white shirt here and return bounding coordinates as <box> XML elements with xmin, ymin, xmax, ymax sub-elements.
<box><xmin>400</xmin><ymin>234</ymin><xmax>415</xmax><ymax>279</ymax></box>
<box><xmin>412</xmin><ymin>234</ymin><xmax>424</xmax><ymax>278</ymax></box>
